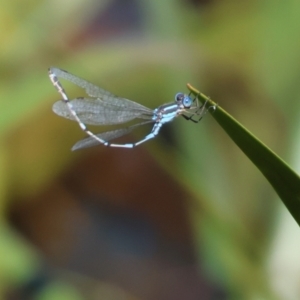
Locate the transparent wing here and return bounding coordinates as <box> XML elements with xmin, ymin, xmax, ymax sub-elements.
<box><xmin>50</xmin><ymin>67</ymin><xmax>151</xmax><ymax>111</ymax></box>
<box><xmin>53</xmin><ymin>97</ymin><xmax>154</xmax><ymax>125</ymax></box>
<box><xmin>50</xmin><ymin>67</ymin><xmax>116</xmax><ymax>98</ymax></box>
<box><xmin>71</xmin><ymin>121</ymin><xmax>153</xmax><ymax>151</ymax></box>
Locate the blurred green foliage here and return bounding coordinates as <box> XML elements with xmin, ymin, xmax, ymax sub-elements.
<box><xmin>1</xmin><ymin>0</ymin><xmax>300</xmax><ymax>299</ymax></box>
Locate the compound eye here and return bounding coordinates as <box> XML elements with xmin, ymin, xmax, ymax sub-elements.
<box><xmin>183</xmin><ymin>95</ymin><xmax>192</xmax><ymax>108</ymax></box>
<box><xmin>175</xmin><ymin>93</ymin><xmax>184</xmax><ymax>102</ymax></box>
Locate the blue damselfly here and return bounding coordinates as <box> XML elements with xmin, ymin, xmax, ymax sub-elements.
<box><xmin>48</xmin><ymin>67</ymin><xmax>214</xmax><ymax>150</ymax></box>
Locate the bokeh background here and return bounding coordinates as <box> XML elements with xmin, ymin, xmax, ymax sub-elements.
<box><xmin>1</xmin><ymin>0</ymin><xmax>300</xmax><ymax>299</ymax></box>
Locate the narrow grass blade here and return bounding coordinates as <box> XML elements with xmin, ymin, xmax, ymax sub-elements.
<box><xmin>187</xmin><ymin>83</ymin><xmax>300</xmax><ymax>225</ymax></box>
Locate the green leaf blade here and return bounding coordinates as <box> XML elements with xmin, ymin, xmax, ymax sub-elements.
<box><xmin>188</xmin><ymin>83</ymin><xmax>300</xmax><ymax>225</ymax></box>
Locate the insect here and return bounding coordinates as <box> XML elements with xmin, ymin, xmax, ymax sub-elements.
<box><xmin>48</xmin><ymin>67</ymin><xmax>213</xmax><ymax>150</ymax></box>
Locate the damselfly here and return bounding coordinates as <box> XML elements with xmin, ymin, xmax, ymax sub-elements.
<box><xmin>48</xmin><ymin>67</ymin><xmax>214</xmax><ymax>150</ymax></box>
